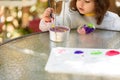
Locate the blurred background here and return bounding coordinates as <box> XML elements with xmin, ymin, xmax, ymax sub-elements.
<box><xmin>0</xmin><ymin>0</ymin><xmax>120</xmax><ymax>44</ymax></box>
<box><xmin>0</xmin><ymin>0</ymin><xmax>48</xmax><ymax>43</ymax></box>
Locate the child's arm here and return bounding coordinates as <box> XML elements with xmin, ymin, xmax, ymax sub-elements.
<box><xmin>96</xmin><ymin>11</ymin><xmax>120</xmax><ymax>31</ymax></box>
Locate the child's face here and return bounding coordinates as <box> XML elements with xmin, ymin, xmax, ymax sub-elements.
<box><xmin>76</xmin><ymin>0</ymin><xmax>95</xmax><ymax>15</ymax></box>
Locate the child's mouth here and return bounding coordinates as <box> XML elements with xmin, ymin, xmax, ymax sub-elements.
<box><xmin>79</xmin><ymin>8</ymin><xmax>84</xmax><ymax>11</ymax></box>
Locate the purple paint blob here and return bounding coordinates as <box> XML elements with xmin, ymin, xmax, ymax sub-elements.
<box><xmin>106</xmin><ymin>50</ymin><xmax>120</xmax><ymax>56</ymax></box>
<box><xmin>74</xmin><ymin>50</ymin><xmax>84</xmax><ymax>54</ymax></box>
<box><xmin>50</xmin><ymin>26</ymin><xmax>69</xmax><ymax>32</ymax></box>
<box><xmin>83</xmin><ymin>24</ymin><xmax>95</xmax><ymax>34</ymax></box>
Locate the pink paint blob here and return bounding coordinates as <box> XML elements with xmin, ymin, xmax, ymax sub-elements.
<box><xmin>56</xmin><ymin>49</ymin><xmax>66</xmax><ymax>54</ymax></box>
<box><xmin>106</xmin><ymin>50</ymin><xmax>120</xmax><ymax>56</ymax></box>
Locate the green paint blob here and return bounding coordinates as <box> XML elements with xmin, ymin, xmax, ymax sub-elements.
<box><xmin>91</xmin><ymin>51</ymin><xmax>102</xmax><ymax>55</ymax></box>
<box><xmin>87</xmin><ymin>23</ymin><xmax>94</xmax><ymax>28</ymax></box>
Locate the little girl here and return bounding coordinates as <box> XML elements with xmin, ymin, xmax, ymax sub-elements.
<box><xmin>39</xmin><ymin>0</ymin><xmax>120</xmax><ymax>34</ymax></box>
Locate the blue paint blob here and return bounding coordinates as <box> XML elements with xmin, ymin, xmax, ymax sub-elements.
<box><xmin>74</xmin><ymin>50</ymin><xmax>84</xmax><ymax>54</ymax></box>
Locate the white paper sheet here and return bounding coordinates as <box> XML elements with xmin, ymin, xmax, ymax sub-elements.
<box><xmin>45</xmin><ymin>47</ymin><xmax>120</xmax><ymax>76</ymax></box>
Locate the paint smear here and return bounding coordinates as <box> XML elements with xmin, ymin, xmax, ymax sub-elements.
<box><xmin>91</xmin><ymin>50</ymin><xmax>102</xmax><ymax>55</ymax></box>
<box><xmin>106</xmin><ymin>50</ymin><xmax>120</xmax><ymax>56</ymax></box>
<box><xmin>74</xmin><ymin>50</ymin><xmax>84</xmax><ymax>54</ymax></box>
<box><xmin>56</xmin><ymin>49</ymin><xmax>66</xmax><ymax>54</ymax></box>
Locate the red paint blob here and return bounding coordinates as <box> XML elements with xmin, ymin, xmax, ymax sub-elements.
<box><xmin>106</xmin><ymin>50</ymin><xmax>120</xmax><ymax>56</ymax></box>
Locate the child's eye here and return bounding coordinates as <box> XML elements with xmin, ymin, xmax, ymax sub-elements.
<box><xmin>85</xmin><ymin>0</ymin><xmax>91</xmax><ymax>3</ymax></box>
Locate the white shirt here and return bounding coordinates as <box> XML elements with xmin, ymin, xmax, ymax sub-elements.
<box><xmin>65</xmin><ymin>11</ymin><xmax>120</xmax><ymax>31</ymax></box>
<box><xmin>39</xmin><ymin>9</ymin><xmax>120</xmax><ymax>31</ymax></box>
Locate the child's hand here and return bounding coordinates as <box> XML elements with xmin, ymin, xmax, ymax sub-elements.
<box><xmin>41</xmin><ymin>7</ymin><xmax>54</xmax><ymax>22</ymax></box>
<box><xmin>77</xmin><ymin>27</ymin><xmax>86</xmax><ymax>34</ymax></box>
<box><xmin>77</xmin><ymin>24</ymin><xmax>95</xmax><ymax>34</ymax></box>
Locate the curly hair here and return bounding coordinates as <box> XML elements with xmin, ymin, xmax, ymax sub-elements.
<box><xmin>69</xmin><ymin>0</ymin><xmax>110</xmax><ymax>25</ymax></box>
